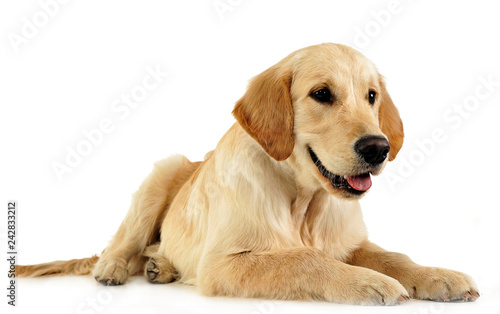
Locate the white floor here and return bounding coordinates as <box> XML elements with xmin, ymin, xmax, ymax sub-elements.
<box><xmin>6</xmin><ymin>275</ymin><xmax>499</xmax><ymax>314</ymax></box>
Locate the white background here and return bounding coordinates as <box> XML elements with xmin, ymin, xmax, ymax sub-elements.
<box><xmin>1</xmin><ymin>0</ymin><xmax>500</xmax><ymax>313</ymax></box>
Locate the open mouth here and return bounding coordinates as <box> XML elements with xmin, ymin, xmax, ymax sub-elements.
<box><xmin>308</xmin><ymin>147</ymin><xmax>372</xmax><ymax>195</ymax></box>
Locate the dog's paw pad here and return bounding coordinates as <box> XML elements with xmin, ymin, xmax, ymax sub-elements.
<box><xmin>146</xmin><ymin>259</ymin><xmax>160</xmax><ymax>281</ymax></box>
<box><xmin>144</xmin><ymin>256</ymin><xmax>176</xmax><ymax>284</ymax></box>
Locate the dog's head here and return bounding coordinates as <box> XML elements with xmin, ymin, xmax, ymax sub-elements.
<box><xmin>233</xmin><ymin>43</ymin><xmax>404</xmax><ymax>199</ymax></box>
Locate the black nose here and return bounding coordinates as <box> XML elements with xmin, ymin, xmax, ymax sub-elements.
<box><xmin>355</xmin><ymin>136</ymin><xmax>390</xmax><ymax>166</ymax></box>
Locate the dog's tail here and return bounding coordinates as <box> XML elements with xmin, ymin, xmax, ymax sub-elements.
<box><xmin>15</xmin><ymin>255</ymin><xmax>99</xmax><ymax>277</ymax></box>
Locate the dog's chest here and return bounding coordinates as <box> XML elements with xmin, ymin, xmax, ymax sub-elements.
<box><xmin>292</xmin><ymin>190</ymin><xmax>368</xmax><ymax>261</ymax></box>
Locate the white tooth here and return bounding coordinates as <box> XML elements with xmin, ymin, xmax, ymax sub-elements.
<box><xmin>343</xmin><ymin>175</ymin><xmax>347</xmax><ymax>179</ymax></box>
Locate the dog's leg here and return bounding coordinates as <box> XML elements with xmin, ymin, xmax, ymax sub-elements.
<box><xmin>199</xmin><ymin>247</ymin><xmax>409</xmax><ymax>305</ymax></box>
<box><xmin>93</xmin><ymin>155</ymin><xmax>191</xmax><ymax>285</ymax></box>
<box><xmin>347</xmin><ymin>241</ymin><xmax>479</xmax><ymax>302</ymax></box>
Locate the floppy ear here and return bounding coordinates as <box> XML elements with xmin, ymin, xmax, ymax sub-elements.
<box><xmin>232</xmin><ymin>65</ymin><xmax>294</xmax><ymax>161</ymax></box>
<box><xmin>378</xmin><ymin>77</ymin><xmax>404</xmax><ymax>161</ymax></box>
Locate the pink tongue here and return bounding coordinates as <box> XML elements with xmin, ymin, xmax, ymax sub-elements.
<box><xmin>347</xmin><ymin>174</ymin><xmax>372</xmax><ymax>191</ymax></box>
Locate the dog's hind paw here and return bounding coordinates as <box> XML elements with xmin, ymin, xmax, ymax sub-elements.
<box><xmin>145</xmin><ymin>256</ymin><xmax>176</xmax><ymax>284</ymax></box>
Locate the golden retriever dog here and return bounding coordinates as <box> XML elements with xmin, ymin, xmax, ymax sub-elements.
<box><xmin>17</xmin><ymin>43</ymin><xmax>479</xmax><ymax>305</ymax></box>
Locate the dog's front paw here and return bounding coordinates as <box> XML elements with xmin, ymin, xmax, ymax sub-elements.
<box><xmin>354</xmin><ymin>273</ymin><xmax>410</xmax><ymax>305</ymax></box>
<box><xmin>328</xmin><ymin>269</ymin><xmax>409</xmax><ymax>305</ymax></box>
<box><xmin>93</xmin><ymin>256</ymin><xmax>129</xmax><ymax>286</ymax></box>
<box><xmin>409</xmin><ymin>267</ymin><xmax>479</xmax><ymax>302</ymax></box>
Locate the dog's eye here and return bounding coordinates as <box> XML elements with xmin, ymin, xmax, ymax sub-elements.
<box><xmin>310</xmin><ymin>88</ymin><xmax>333</xmax><ymax>104</ymax></box>
<box><xmin>368</xmin><ymin>90</ymin><xmax>377</xmax><ymax>105</ymax></box>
